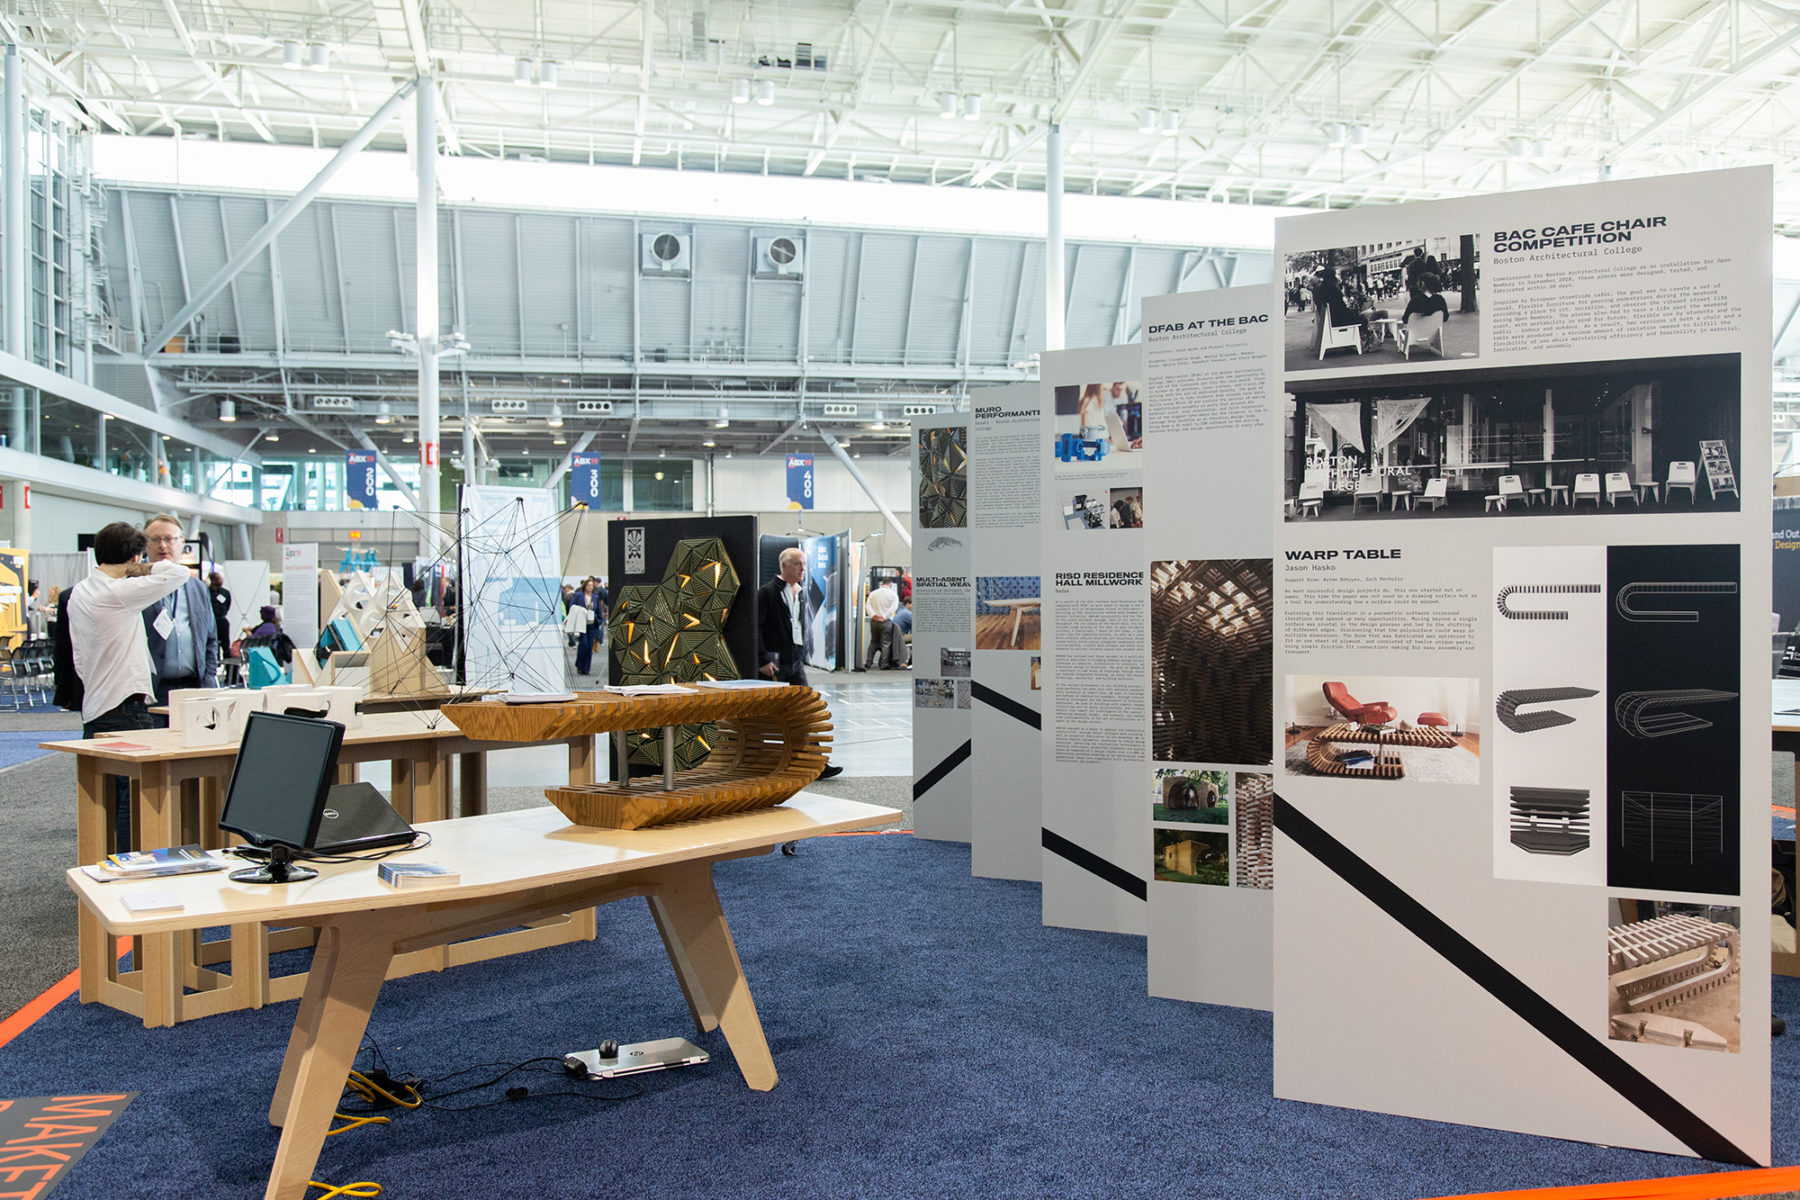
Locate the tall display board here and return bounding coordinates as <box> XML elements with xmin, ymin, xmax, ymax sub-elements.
<box><xmin>912</xmin><ymin>412</ymin><xmax>974</xmax><ymax>843</ymax></box>
<box><xmin>1270</xmin><ymin>169</ymin><xmax>1772</xmax><ymax>1162</ymax></box>
<box><xmin>1140</xmin><ymin>288</ymin><xmax>1278</xmax><ymax>1009</ymax></box>
<box><xmin>460</xmin><ymin>484</ymin><xmax>565</xmax><ymax>695</ymax></box>
<box><xmin>1039</xmin><ymin>344</ymin><xmax>1150</xmax><ymax>935</ymax></box>
<box><xmin>969</xmin><ymin>383</ymin><xmax>1044</xmax><ymax>880</ymax></box>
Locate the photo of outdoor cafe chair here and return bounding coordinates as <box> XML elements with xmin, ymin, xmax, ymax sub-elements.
<box><xmin>1296</xmin><ymin>479</ymin><xmax>1324</xmax><ymax>517</ymax></box>
<box><xmin>1319</xmin><ymin>320</ymin><xmax>1364</xmax><ymax>360</ymax></box>
<box><xmin>1605</xmin><ymin>471</ymin><xmax>1638</xmax><ymax>506</ymax></box>
<box><xmin>1419</xmin><ymin>477</ymin><xmax>1448</xmax><ymax>511</ymax></box>
<box><xmin>1323</xmin><ymin>680</ymin><xmax>1396</xmax><ymax>727</ymax></box>
<box><xmin>1399</xmin><ymin>310</ymin><xmax>1445</xmax><ymax>359</ymax></box>
<box><xmin>1666</xmin><ymin>460</ymin><xmax>1698</xmax><ymax>503</ymax></box>
<box><xmin>1485</xmin><ymin>474</ymin><xmax>1523</xmax><ymax>512</ymax></box>
<box><xmin>1351</xmin><ymin>473</ymin><xmax>1383</xmax><ymax>514</ymax></box>
<box><xmin>1573</xmin><ymin>472</ymin><xmax>1602</xmax><ymax>506</ymax></box>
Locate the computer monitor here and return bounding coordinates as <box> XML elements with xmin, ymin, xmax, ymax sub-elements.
<box><xmin>217</xmin><ymin>711</ymin><xmax>346</xmax><ymax>884</ymax></box>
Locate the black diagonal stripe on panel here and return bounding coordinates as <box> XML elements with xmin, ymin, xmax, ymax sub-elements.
<box><xmin>912</xmin><ymin>740</ymin><xmax>973</xmax><ymax>802</ymax></box>
<box><xmin>1273</xmin><ymin>797</ymin><xmax>1754</xmax><ymax>1166</ymax></box>
<box><xmin>1041</xmin><ymin>828</ymin><xmax>1148</xmax><ymax>902</ymax></box>
<box><xmin>970</xmin><ymin>680</ymin><xmax>1042</xmax><ymax>729</ymax></box>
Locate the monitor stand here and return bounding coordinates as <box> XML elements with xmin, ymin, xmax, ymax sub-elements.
<box><xmin>228</xmin><ymin>844</ymin><xmax>319</xmax><ymax>885</ymax></box>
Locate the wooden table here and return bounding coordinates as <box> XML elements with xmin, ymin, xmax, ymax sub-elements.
<box><xmin>65</xmin><ymin>794</ymin><xmax>899</xmax><ymax>1200</ymax></box>
<box><xmin>986</xmin><ymin>598</ymin><xmax>1042</xmax><ymax>647</ymax></box>
<box><xmin>47</xmin><ymin>709</ymin><xmax>599</xmax><ymax>1026</ymax></box>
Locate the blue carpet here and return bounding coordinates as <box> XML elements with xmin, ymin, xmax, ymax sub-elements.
<box><xmin>2</xmin><ymin>834</ymin><xmax>1796</xmax><ymax>1200</ymax></box>
<box><xmin>0</xmin><ymin>729</ymin><xmax>77</xmax><ymax>769</ymax></box>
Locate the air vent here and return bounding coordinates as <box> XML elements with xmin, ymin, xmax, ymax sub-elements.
<box><xmin>575</xmin><ymin>401</ymin><xmax>614</xmax><ymax>415</ymax></box>
<box><xmin>490</xmin><ymin>398</ymin><xmax>529</xmax><ymax>414</ymax></box>
<box><xmin>822</xmin><ymin>403</ymin><xmax>858</xmax><ymax>417</ymax></box>
<box><xmin>313</xmin><ymin>395</ymin><xmax>354</xmax><ymax>410</ymax></box>
<box><xmin>903</xmin><ymin>405</ymin><xmax>939</xmax><ymax>417</ymax></box>
<box><xmin>640</xmin><ymin>232</ymin><xmax>691</xmax><ymax>276</ymax></box>
<box><xmin>753</xmin><ymin>235</ymin><xmax>804</xmax><ymax>280</ymax></box>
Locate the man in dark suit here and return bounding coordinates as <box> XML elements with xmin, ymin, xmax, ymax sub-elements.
<box><xmin>756</xmin><ymin>546</ymin><xmax>841</xmax><ymax>778</ymax></box>
<box><xmin>141</xmin><ymin>513</ymin><xmax>219</xmax><ymax>714</ymax></box>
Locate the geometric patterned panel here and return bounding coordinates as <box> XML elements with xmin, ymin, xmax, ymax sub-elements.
<box><xmin>918</xmin><ymin>426</ymin><xmax>968</xmax><ymax>529</ymax></box>
<box><xmin>1150</xmin><ymin>559</ymin><xmax>1274</xmax><ymax>765</ymax></box>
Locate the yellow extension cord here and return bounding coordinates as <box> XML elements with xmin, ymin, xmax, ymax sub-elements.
<box><xmin>306</xmin><ymin>1070</ymin><xmax>424</xmax><ymax>1199</ymax></box>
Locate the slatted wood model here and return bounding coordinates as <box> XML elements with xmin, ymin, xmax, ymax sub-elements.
<box><xmin>1496</xmin><ymin>687</ymin><xmax>1599</xmax><ymax>733</ymax></box>
<box><xmin>1495</xmin><ymin>583</ymin><xmax>1601</xmax><ymax>620</ymax></box>
<box><xmin>1149</xmin><ymin>559</ymin><xmax>1273</xmax><ymax>765</ymax></box>
<box><xmin>1509</xmin><ymin>786</ymin><xmax>1590</xmax><ymax>855</ymax></box>
<box><xmin>1316</xmin><ymin>720</ymin><xmax>1456</xmax><ymax>748</ymax></box>
<box><xmin>443</xmin><ymin>686</ymin><xmax>833</xmax><ymax>829</ymax></box>
<box><xmin>1304</xmin><ymin>735</ymin><xmax>1405</xmax><ymax>779</ymax></box>
<box><xmin>1234</xmin><ymin>773</ymin><xmax>1274</xmax><ymax>889</ymax></box>
<box><xmin>1608</xmin><ymin>914</ymin><xmax>1740</xmax><ymax>1014</ymax></box>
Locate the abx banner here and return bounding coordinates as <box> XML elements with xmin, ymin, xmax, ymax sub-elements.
<box><xmin>786</xmin><ymin>454</ymin><xmax>815</xmax><ymax>510</ymax></box>
<box><xmin>345</xmin><ymin>450</ymin><xmax>378</xmax><ymax>509</ymax></box>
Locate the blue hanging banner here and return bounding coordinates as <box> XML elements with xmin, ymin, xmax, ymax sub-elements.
<box><xmin>786</xmin><ymin>454</ymin><xmax>815</xmax><ymax>510</ymax></box>
<box><xmin>345</xmin><ymin>449</ymin><xmax>378</xmax><ymax>509</ymax></box>
<box><xmin>570</xmin><ymin>452</ymin><xmax>603</xmax><ymax>508</ymax></box>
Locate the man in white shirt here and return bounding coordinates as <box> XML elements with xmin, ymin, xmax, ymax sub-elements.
<box><xmin>68</xmin><ymin>521</ymin><xmax>191</xmax><ymax>850</ymax></box>
<box><xmin>863</xmin><ymin>579</ymin><xmax>900</xmax><ymax>670</ymax></box>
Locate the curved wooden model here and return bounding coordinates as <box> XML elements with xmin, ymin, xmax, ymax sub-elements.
<box><xmin>1304</xmin><ymin>735</ymin><xmax>1404</xmax><ymax>779</ymax></box>
<box><xmin>1317</xmin><ymin>721</ymin><xmax>1455</xmax><ymax>748</ymax></box>
<box><xmin>442</xmin><ymin>687</ymin><xmax>833</xmax><ymax>830</ymax></box>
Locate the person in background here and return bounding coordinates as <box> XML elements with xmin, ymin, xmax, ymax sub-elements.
<box><xmin>69</xmin><ymin>522</ymin><xmax>189</xmax><ymax>851</ymax></box>
<box><xmin>892</xmin><ymin>597</ymin><xmax>913</xmax><ymax>669</ymax></box>
<box><xmin>571</xmin><ymin>577</ymin><xmax>602</xmax><ymax>677</ymax></box>
<box><xmin>246</xmin><ymin>605</ymin><xmax>295</xmax><ymax>668</ymax></box>
<box><xmin>863</xmin><ymin>578</ymin><xmax>899</xmax><ymax>670</ymax></box>
<box><xmin>139</xmin><ymin>514</ymin><xmax>218</xmax><ymax>711</ymax></box>
<box><xmin>207</xmin><ymin>571</ymin><xmax>232</xmax><ymax>654</ymax></box>
<box><xmin>43</xmin><ymin>584</ymin><xmax>59</xmax><ymax>637</ymax></box>
<box><xmin>756</xmin><ymin>547</ymin><xmax>840</xmax><ymax>778</ymax></box>
<box><xmin>24</xmin><ymin>580</ymin><xmax>41</xmax><ymax>638</ymax></box>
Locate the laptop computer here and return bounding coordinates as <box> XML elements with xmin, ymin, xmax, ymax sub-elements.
<box><xmin>312</xmin><ymin>781</ymin><xmax>417</xmax><ymax>854</ymax></box>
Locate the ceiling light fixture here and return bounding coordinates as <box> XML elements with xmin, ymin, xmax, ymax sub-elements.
<box><xmin>654</xmin><ymin>470</ymin><xmax>665</xmax><ymax>481</ymax></box>
<box><xmin>538</xmin><ymin>60</ymin><xmax>558</xmax><ymax>87</ymax></box>
<box><xmin>961</xmin><ymin>93</ymin><xmax>981</xmax><ymax>121</ymax></box>
<box><xmin>265</xmin><ymin>431</ymin><xmax>279</xmax><ymax>442</ymax></box>
<box><xmin>1328</xmin><ymin>122</ymin><xmax>1348</xmax><ymax>148</ymax></box>
<box><xmin>732</xmin><ymin>79</ymin><xmax>751</xmax><ymax>105</ymax></box>
<box><xmin>218</xmin><ymin>399</ymin><xmax>237</xmax><ymax>423</ymax></box>
<box><xmin>282</xmin><ymin>41</ymin><xmax>302</xmax><ymax>68</ymax></box>
<box><xmin>702</xmin><ymin>437</ymin><xmax>716</xmax><ymax>448</ymax></box>
<box><xmin>938</xmin><ymin>92</ymin><xmax>958</xmax><ymax>120</ymax></box>
<box><xmin>1350</xmin><ymin>123</ymin><xmax>1369</xmax><ymax>148</ymax></box>
<box><xmin>402</xmin><ymin>430</ymin><xmax>415</xmax><ymax>444</ymax></box>
<box><xmin>756</xmin><ymin>79</ymin><xmax>775</xmax><ymax>106</ymax></box>
<box><xmin>375</xmin><ymin>400</ymin><xmax>392</xmax><ymax>425</ymax></box>
<box><xmin>658</xmin><ymin>447</ymin><xmax>667</xmax><ymax>459</ymax></box>
<box><xmin>308</xmin><ymin>43</ymin><xmax>328</xmax><ymax>71</ymax></box>
<box><xmin>514</xmin><ymin>58</ymin><xmax>533</xmax><ymax>86</ymax></box>
<box><xmin>1531</xmin><ymin>138</ymin><xmax>1548</xmax><ymax>160</ymax></box>
<box><xmin>715</xmin><ymin>406</ymin><xmax>729</xmax><ymax>428</ymax></box>
<box><xmin>870</xmin><ymin>409</ymin><xmax>887</xmax><ymax>431</ymax></box>
<box><xmin>1159</xmin><ymin>108</ymin><xmax>1180</xmax><ymax>136</ymax></box>
<box><xmin>553</xmin><ymin>433</ymin><xmax>567</xmax><ymax>445</ymax></box>
<box><xmin>547</xmin><ymin>403</ymin><xmax>564</xmax><ymax>428</ymax></box>
<box><xmin>1137</xmin><ymin>108</ymin><xmax>1157</xmax><ymax>135</ymax></box>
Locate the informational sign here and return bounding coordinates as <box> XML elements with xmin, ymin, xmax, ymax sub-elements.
<box><xmin>345</xmin><ymin>450</ymin><xmax>378</xmax><ymax>510</ymax></box>
<box><xmin>786</xmin><ymin>454</ymin><xmax>815</xmax><ymax>510</ymax></box>
<box><xmin>279</xmin><ymin>543</ymin><xmax>319</xmax><ymax>651</ymax></box>
<box><xmin>802</xmin><ymin>531</ymin><xmax>840</xmax><ymax>672</ymax></box>
<box><xmin>1271</xmin><ymin>168</ymin><xmax>1771</xmax><ymax>1163</ymax></box>
<box><xmin>570</xmin><ymin>452</ymin><xmax>603</xmax><ymax>509</ymax></box>
<box><xmin>912</xmin><ymin>412</ymin><xmax>975</xmax><ymax>845</ymax></box>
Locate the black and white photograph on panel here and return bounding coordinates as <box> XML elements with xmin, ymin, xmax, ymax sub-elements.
<box><xmin>1153</xmin><ymin>829</ymin><xmax>1229</xmax><ymax>886</ymax></box>
<box><xmin>1152</xmin><ymin>768</ymin><xmax>1229</xmax><ymax>826</ymax></box>
<box><xmin>1050</xmin><ymin>380</ymin><xmax>1142</xmax><ymax>464</ymax></box>
<box><xmin>940</xmin><ymin>648</ymin><xmax>972</xmax><ymax>678</ymax></box>
<box><xmin>917</xmin><ymin>425</ymin><xmax>968</xmax><ymax>528</ymax></box>
<box><xmin>1607</xmin><ymin>899</ymin><xmax>1740</xmax><ymax>1054</ymax></box>
<box><xmin>1234</xmin><ymin>773</ymin><xmax>1274</xmax><ymax>890</ymax></box>
<box><xmin>1606</xmin><ymin>543</ymin><xmax>1741</xmax><ymax>896</ymax></box>
<box><xmin>1282</xmin><ymin>236</ymin><xmax>1481</xmax><ymax>373</ymax></box>
<box><xmin>1284</xmin><ymin>675</ymin><xmax>1481</xmax><ymax>784</ymax></box>
<box><xmin>1280</xmin><ymin>353</ymin><xmax>1742</xmax><ymax>522</ymax></box>
<box><xmin>1150</xmin><ymin>560</ymin><xmax>1273</xmax><ymax>766</ymax></box>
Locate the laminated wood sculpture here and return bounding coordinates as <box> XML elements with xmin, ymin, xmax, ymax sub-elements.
<box><xmin>442</xmin><ymin>686</ymin><xmax>833</xmax><ymax>830</ymax></box>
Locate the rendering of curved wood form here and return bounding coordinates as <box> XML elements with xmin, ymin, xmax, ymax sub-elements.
<box><xmin>1317</xmin><ymin>721</ymin><xmax>1456</xmax><ymax>748</ymax></box>
<box><xmin>1305</xmin><ymin>731</ymin><xmax>1405</xmax><ymax>778</ymax></box>
<box><xmin>1495</xmin><ymin>686</ymin><xmax>1600</xmax><ymax>733</ymax></box>
<box><xmin>442</xmin><ymin>687</ymin><xmax>833</xmax><ymax>830</ymax></box>
<box><xmin>1608</xmin><ymin>914</ymin><xmax>1740</xmax><ymax>1015</ymax></box>
<box><xmin>1612</xmin><ymin>688</ymin><xmax>1737</xmax><ymax>739</ymax></box>
<box><xmin>1613</xmin><ymin>580</ymin><xmax>1739</xmax><ymax>623</ymax></box>
<box><xmin>1508</xmin><ymin>786</ymin><xmax>1590</xmax><ymax>855</ymax></box>
<box><xmin>1619</xmin><ymin>791</ymin><xmax>1725</xmax><ymax>864</ymax></box>
<box><xmin>1495</xmin><ymin>583</ymin><xmax>1602</xmax><ymax>621</ymax></box>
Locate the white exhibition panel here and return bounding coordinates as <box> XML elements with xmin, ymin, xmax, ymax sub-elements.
<box><xmin>1270</xmin><ymin>168</ymin><xmax>1772</xmax><ymax>1162</ymax></box>
<box><xmin>911</xmin><ymin>412</ymin><xmax>974</xmax><ymax>844</ymax></box>
<box><xmin>220</xmin><ymin>560</ymin><xmax>271</xmax><ymax>643</ymax></box>
<box><xmin>279</xmin><ymin>543</ymin><xmax>319</xmax><ymax>651</ymax></box>
<box><xmin>970</xmin><ymin>382</ymin><xmax>1045</xmax><ymax>882</ymax></box>
<box><xmin>460</xmin><ymin>485</ymin><xmax>566</xmax><ymax>696</ymax></box>
<box><xmin>1141</xmin><ymin>287</ymin><xmax>1278</xmax><ymax>1011</ymax></box>
<box><xmin>1039</xmin><ymin>343</ymin><xmax>1150</xmax><ymax>936</ymax></box>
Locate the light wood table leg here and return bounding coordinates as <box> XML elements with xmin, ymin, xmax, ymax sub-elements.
<box><xmin>1012</xmin><ymin>608</ymin><xmax>1023</xmax><ymax>646</ymax></box>
<box><xmin>457</xmin><ymin>753</ymin><xmax>486</xmax><ymax>817</ymax></box>
<box><xmin>389</xmin><ymin>758</ymin><xmax>415</xmax><ymax>822</ymax></box>
<box><xmin>138</xmin><ymin>762</ymin><xmax>182</xmax><ymax>1028</ymax></box>
<box><xmin>644</xmin><ymin>861</ymin><xmax>775</xmax><ymax>1091</ymax></box>
<box><xmin>265</xmin><ymin>917</ymin><xmax>392</xmax><ymax>1200</ymax></box>
<box><xmin>75</xmin><ymin>758</ymin><xmax>108</xmax><ymax>1004</ymax></box>
<box><xmin>410</xmin><ymin>752</ymin><xmax>446</xmax><ymax>823</ymax></box>
<box><xmin>568</xmin><ymin>734</ymin><xmax>595</xmax><ymax>786</ymax></box>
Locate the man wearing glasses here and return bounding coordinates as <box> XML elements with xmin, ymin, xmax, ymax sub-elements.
<box><xmin>140</xmin><ymin>514</ymin><xmax>220</xmax><ymax>711</ymax></box>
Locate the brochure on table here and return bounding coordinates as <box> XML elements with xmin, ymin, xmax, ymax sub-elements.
<box><xmin>1270</xmin><ymin>168</ymin><xmax>1771</xmax><ymax>1163</ymax></box>
<box><xmin>912</xmin><ymin>411</ymin><xmax>974</xmax><ymax>843</ymax></box>
<box><xmin>1040</xmin><ymin>344</ymin><xmax>1150</xmax><ymax>935</ymax></box>
<box><xmin>970</xmin><ymin>382</ymin><xmax>1044</xmax><ymax>881</ymax></box>
<box><xmin>1142</xmin><ymin>287</ymin><xmax>1277</xmax><ymax>1010</ymax></box>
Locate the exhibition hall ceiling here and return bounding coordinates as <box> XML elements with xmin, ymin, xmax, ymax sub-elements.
<box><xmin>12</xmin><ymin>0</ymin><xmax>1800</xmax><ymax>226</ymax></box>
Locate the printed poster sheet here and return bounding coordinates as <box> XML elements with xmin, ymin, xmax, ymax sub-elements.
<box><xmin>1271</xmin><ymin>168</ymin><xmax>1772</xmax><ymax>1162</ymax></box>
<box><xmin>913</xmin><ymin>412</ymin><xmax>974</xmax><ymax>843</ymax></box>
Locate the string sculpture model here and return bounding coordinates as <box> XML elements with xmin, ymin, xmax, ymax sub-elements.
<box><xmin>442</xmin><ymin>687</ymin><xmax>832</xmax><ymax>830</ymax></box>
<box><xmin>1495</xmin><ymin>686</ymin><xmax>1599</xmax><ymax>734</ymax></box>
<box><xmin>1508</xmin><ymin>786</ymin><xmax>1590</xmax><ymax>855</ymax></box>
<box><xmin>1496</xmin><ymin>583</ymin><xmax>1601</xmax><ymax>620</ymax></box>
<box><xmin>1614</xmin><ymin>580</ymin><xmax>1739</xmax><ymax>623</ymax></box>
<box><xmin>1607</xmin><ymin>914</ymin><xmax>1738</xmax><ymax>1050</ymax></box>
<box><xmin>1619</xmin><ymin>790</ymin><xmax>1725</xmax><ymax>864</ymax></box>
<box><xmin>606</xmin><ymin>537</ymin><xmax>741</xmax><ymax>771</ymax></box>
<box><xmin>1612</xmin><ymin>688</ymin><xmax>1737</xmax><ymax>738</ymax></box>
<box><xmin>1235</xmin><ymin>774</ymin><xmax>1274</xmax><ymax>890</ymax></box>
<box><xmin>917</xmin><ymin>426</ymin><xmax>968</xmax><ymax>528</ymax></box>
